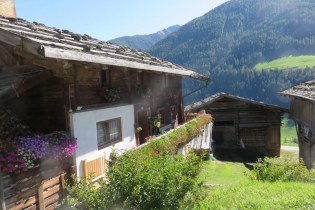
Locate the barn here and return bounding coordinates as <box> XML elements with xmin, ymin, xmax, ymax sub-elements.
<box><xmin>279</xmin><ymin>79</ymin><xmax>315</xmax><ymax>168</ymax></box>
<box><xmin>185</xmin><ymin>92</ymin><xmax>289</xmax><ymax>156</ymax></box>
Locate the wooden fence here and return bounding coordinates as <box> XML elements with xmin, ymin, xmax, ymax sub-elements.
<box><xmin>82</xmin><ymin>153</ymin><xmax>106</xmax><ymax>182</ymax></box>
<box><xmin>1</xmin><ymin>158</ymin><xmax>74</xmax><ymax>210</ymax></box>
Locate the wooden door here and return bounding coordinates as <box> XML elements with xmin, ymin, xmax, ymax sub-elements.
<box><xmin>138</xmin><ymin>110</ymin><xmax>149</xmax><ymax>145</ymax></box>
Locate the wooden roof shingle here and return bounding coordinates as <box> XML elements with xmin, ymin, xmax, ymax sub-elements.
<box><xmin>0</xmin><ymin>16</ymin><xmax>210</xmax><ymax>82</ymax></box>
<box><xmin>184</xmin><ymin>92</ymin><xmax>289</xmax><ymax>113</ymax></box>
<box><xmin>279</xmin><ymin>78</ymin><xmax>315</xmax><ymax>102</ymax></box>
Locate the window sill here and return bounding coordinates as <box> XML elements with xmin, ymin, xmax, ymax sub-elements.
<box><xmin>98</xmin><ymin>139</ymin><xmax>122</xmax><ymax>150</ymax></box>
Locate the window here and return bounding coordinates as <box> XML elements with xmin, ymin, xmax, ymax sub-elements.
<box><xmin>170</xmin><ymin>105</ymin><xmax>176</xmax><ymax>122</ymax></box>
<box><xmin>157</xmin><ymin>108</ymin><xmax>165</xmax><ymax>125</ymax></box>
<box><xmin>97</xmin><ymin>118</ymin><xmax>122</xmax><ymax>149</ymax></box>
<box><xmin>304</xmin><ymin>125</ymin><xmax>310</xmax><ymax>142</ymax></box>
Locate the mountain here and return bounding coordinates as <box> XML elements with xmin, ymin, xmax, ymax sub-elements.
<box><xmin>109</xmin><ymin>25</ymin><xmax>180</xmax><ymax>51</ymax></box>
<box><xmin>147</xmin><ymin>0</ymin><xmax>315</xmax><ymax>107</ymax></box>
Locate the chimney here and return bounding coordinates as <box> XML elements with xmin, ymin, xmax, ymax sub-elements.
<box><xmin>0</xmin><ymin>0</ymin><xmax>16</xmax><ymax>18</ymax></box>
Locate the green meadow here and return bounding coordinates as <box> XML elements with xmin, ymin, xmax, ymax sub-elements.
<box><xmin>254</xmin><ymin>55</ymin><xmax>315</xmax><ymax>71</ymax></box>
<box><xmin>195</xmin><ymin>149</ymin><xmax>315</xmax><ymax>210</ymax></box>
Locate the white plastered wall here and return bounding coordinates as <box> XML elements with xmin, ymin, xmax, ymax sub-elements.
<box><xmin>69</xmin><ymin>104</ymin><xmax>136</xmax><ymax>177</ymax></box>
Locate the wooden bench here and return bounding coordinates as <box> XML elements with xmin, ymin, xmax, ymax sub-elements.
<box><xmin>159</xmin><ymin>124</ymin><xmax>173</xmax><ymax>132</ymax></box>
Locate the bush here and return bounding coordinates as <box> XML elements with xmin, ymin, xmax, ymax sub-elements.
<box><xmin>249</xmin><ymin>157</ymin><xmax>315</xmax><ymax>182</ymax></box>
<box><xmin>65</xmin><ymin>149</ymin><xmax>204</xmax><ymax>209</ymax></box>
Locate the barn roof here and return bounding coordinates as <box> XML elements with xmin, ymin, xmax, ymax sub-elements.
<box><xmin>278</xmin><ymin>78</ymin><xmax>315</xmax><ymax>102</ymax></box>
<box><xmin>0</xmin><ymin>16</ymin><xmax>210</xmax><ymax>82</ymax></box>
<box><xmin>184</xmin><ymin>92</ymin><xmax>289</xmax><ymax>113</ymax></box>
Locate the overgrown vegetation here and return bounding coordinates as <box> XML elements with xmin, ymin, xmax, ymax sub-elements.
<box><xmin>249</xmin><ymin>157</ymin><xmax>315</xmax><ymax>182</ymax></box>
<box><xmin>64</xmin><ymin>114</ymin><xmax>212</xmax><ymax>209</ymax></box>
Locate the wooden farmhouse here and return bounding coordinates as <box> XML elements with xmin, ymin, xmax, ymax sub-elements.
<box><xmin>0</xmin><ymin>0</ymin><xmax>210</xmax><ymax>196</ymax></box>
<box><xmin>279</xmin><ymin>79</ymin><xmax>315</xmax><ymax>168</ymax></box>
<box><xmin>184</xmin><ymin>92</ymin><xmax>289</xmax><ymax>156</ymax></box>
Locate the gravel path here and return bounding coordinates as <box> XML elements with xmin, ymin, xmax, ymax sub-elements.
<box><xmin>281</xmin><ymin>145</ymin><xmax>299</xmax><ymax>152</ymax></box>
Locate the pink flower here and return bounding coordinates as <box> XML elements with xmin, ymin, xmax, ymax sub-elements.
<box><xmin>105</xmin><ymin>89</ymin><xmax>109</xmax><ymax>92</ymax></box>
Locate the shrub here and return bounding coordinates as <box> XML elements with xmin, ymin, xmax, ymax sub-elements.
<box><xmin>249</xmin><ymin>157</ymin><xmax>315</xmax><ymax>182</ymax></box>
<box><xmin>65</xmin><ymin>150</ymin><xmax>204</xmax><ymax>209</ymax></box>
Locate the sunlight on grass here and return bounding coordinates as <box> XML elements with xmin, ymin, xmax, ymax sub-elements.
<box><xmin>254</xmin><ymin>55</ymin><xmax>315</xmax><ymax>71</ymax></box>
<box><xmin>195</xmin><ymin>150</ymin><xmax>314</xmax><ymax>209</ymax></box>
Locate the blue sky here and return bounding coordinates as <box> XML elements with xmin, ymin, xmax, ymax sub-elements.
<box><xmin>15</xmin><ymin>0</ymin><xmax>229</xmax><ymax>41</ymax></box>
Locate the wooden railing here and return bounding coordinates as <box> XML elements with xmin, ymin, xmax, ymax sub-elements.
<box><xmin>1</xmin><ymin>158</ymin><xmax>73</xmax><ymax>210</ymax></box>
<box><xmin>82</xmin><ymin>153</ymin><xmax>106</xmax><ymax>181</ymax></box>
<box><xmin>184</xmin><ymin>115</ymin><xmax>196</xmax><ymax>122</ymax></box>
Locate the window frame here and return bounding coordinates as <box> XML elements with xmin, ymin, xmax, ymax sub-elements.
<box><xmin>304</xmin><ymin>125</ymin><xmax>310</xmax><ymax>142</ymax></box>
<box><xmin>170</xmin><ymin>105</ymin><xmax>176</xmax><ymax>122</ymax></box>
<box><xmin>97</xmin><ymin>117</ymin><xmax>122</xmax><ymax>150</ymax></box>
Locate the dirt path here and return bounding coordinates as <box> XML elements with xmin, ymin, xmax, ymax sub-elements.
<box><xmin>281</xmin><ymin>145</ymin><xmax>299</xmax><ymax>152</ymax></box>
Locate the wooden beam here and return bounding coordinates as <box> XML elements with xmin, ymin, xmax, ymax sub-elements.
<box><xmin>0</xmin><ymin>69</ymin><xmax>53</xmax><ymax>104</ymax></box>
<box><xmin>2</xmin><ymin>64</ymin><xmax>41</xmax><ymax>74</ymax></box>
<box><xmin>0</xmin><ymin>28</ymin><xmax>21</xmax><ymax>46</ymax></box>
<box><xmin>13</xmin><ymin>46</ymin><xmax>39</xmax><ymax>60</ymax></box>
<box><xmin>0</xmin><ymin>42</ymin><xmax>18</xmax><ymax>65</ymax></box>
<box><xmin>41</xmin><ymin>45</ymin><xmax>210</xmax><ymax>82</ymax></box>
<box><xmin>32</xmin><ymin>59</ymin><xmax>63</xmax><ymax>70</ymax></box>
<box><xmin>0</xmin><ymin>171</ymin><xmax>6</xmax><ymax>210</ymax></box>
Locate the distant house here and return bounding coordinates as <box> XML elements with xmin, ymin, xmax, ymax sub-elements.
<box><xmin>279</xmin><ymin>79</ymin><xmax>315</xmax><ymax>168</ymax></box>
<box><xmin>0</xmin><ymin>12</ymin><xmax>210</xmax><ymax>179</ymax></box>
<box><xmin>184</xmin><ymin>92</ymin><xmax>289</xmax><ymax>156</ymax></box>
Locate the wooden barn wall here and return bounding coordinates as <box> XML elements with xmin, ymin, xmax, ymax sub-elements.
<box><xmin>266</xmin><ymin>125</ymin><xmax>281</xmax><ymax>156</ymax></box>
<box><xmin>5</xmin><ymin>77</ymin><xmax>65</xmax><ymax>133</ymax></box>
<box><xmin>290</xmin><ymin>98</ymin><xmax>315</xmax><ymax>168</ymax></box>
<box><xmin>204</xmin><ymin>99</ymin><xmax>282</xmax><ymax>154</ymax></box>
<box><xmin>149</xmin><ymin>74</ymin><xmax>182</xmax><ymax>125</ymax></box>
<box><xmin>290</xmin><ymin>98</ymin><xmax>315</xmax><ymax>128</ymax></box>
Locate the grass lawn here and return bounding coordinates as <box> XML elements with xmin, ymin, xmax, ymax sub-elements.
<box><xmin>253</xmin><ymin>55</ymin><xmax>315</xmax><ymax>71</ymax></box>
<box><xmin>195</xmin><ymin>149</ymin><xmax>315</xmax><ymax>210</ymax></box>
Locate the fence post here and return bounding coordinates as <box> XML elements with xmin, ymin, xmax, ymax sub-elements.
<box><xmin>38</xmin><ymin>184</ymin><xmax>44</xmax><ymax>210</ymax></box>
<box><xmin>60</xmin><ymin>173</ymin><xmax>67</xmax><ymax>198</ymax></box>
<box><xmin>0</xmin><ymin>171</ymin><xmax>6</xmax><ymax>210</ymax></box>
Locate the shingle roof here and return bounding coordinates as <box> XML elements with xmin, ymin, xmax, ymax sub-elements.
<box><xmin>0</xmin><ymin>16</ymin><xmax>210</xmax><ymax>82</ymax></box>
<box><xmin>184</xmin><ymin>92</ymin><xmax>289</xmax><ymax>112</ymax></box>
<box><xmin>278</xmin><ymin>78</ymin><xmax>315</xmax><ymax>102</ymax></box>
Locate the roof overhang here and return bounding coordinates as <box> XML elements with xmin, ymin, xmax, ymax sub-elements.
<box><xmin>0</xmin><ymin>27</ymin><xmax>211</xmax><ymax>82</ymax></box>
<box><xmin>185</xmin><ymin>92</ymin><xmax>290</xmax><ymax>113</ymax></box>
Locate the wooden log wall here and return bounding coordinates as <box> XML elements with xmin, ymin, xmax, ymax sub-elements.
<box><xmin>6</xmin><ymin>77</ymin><xmax>66</xmax><ymax>133</ymax></box>
<box><xmin>203</xmin><ymin>97</ymin><xmax>282</xmax><ymax>155</ymax></box>
<box><xmin>290</xmin><ymin>98</ymin><xmax>315</xmax><ymax>128</ymax></box>
<box><xmin>2</xmin><ymin>158</ymin><xmax>72</xmax><ymax>210</ymax></box>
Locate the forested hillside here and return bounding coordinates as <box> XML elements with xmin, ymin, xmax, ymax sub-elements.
<box><xmin>109</xmin><ymin>25</ymin><xmax>180</xmax><ymax>51</ymax></box>
<box><xmin>147</xmin><ymin>0</ymin><xmax>315</xmax><ymax>107</ymax></box>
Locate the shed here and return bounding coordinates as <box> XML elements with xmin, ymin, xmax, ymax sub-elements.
<box><xmin>185</xmin><ymin>92</ymin><xmax>289</xmax><ymax>156</ymax></box>
<box><xmin>279</xmin><ymin>79</ymin><xmax>315</xmax><ymax>168</ymax></box>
